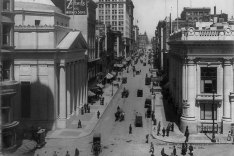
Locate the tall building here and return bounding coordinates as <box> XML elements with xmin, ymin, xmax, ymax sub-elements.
<box><xmin>0</xmin><ymin>0</ymin><xmax>20</xmax><ymax>150</ymax></box>
<box><xmin>96</xmin><ymin>0</ymin><xmax>134</xmax><ymax>58</ymax></box>
<box><xmin>168</xmin><ymin>21</ymin><xmax>234</xmax><ymax>134</ymax></box>
<box><xmin>138</xmin><ymin>32</ymin><xmax>148</xmax><ymax>50</ymax></box>
<box><xmin>132</xmin><ymin>25</ymin><xmax>139</xmax><ymax>51</ymax></box>
<box><xmin>13</xmin><ymin>0</ymin><xmax>88</xmax><ymax>131</ymax></box>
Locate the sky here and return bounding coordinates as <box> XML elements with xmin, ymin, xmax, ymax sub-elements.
<box><xmin>132</xmin><ymin>0</ymin><xmax>234</xmax><ymax>39</ymax></box>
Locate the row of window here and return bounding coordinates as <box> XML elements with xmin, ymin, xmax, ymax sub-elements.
<box><xmin>187</xmin><ymin>12</ymin><xmax>209</xmax><ymax>16</ymax></box>
<box><xmin>99</xmin><ymin>4</ymin><xmax>124</xmax><ymax>8</ymax></box>
<box><xmin>99</xmin><ymin>0</ymin><xmax>124</xmax><ymax>2</ymax></box>
<box><xmin>99</xmin><ymin>9</ymin><xmax>124</xmax><ymax>14</ymax></box>
<box><xmin>99</xmin><ymin>15</ymin><xmax>124</xmax><ymax>20</ymax></box>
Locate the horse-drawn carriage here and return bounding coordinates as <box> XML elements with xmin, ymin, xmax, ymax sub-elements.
<box><xmin>92</xmin><ymin>133</ymin><xmax>102</xmax><ymax>156</ymax></box>
<box><xmin>115</xmin><ymin>108</ymin><xmax>125</xmax><ymax>121</ymax></box>
<box><xmin>122</xmin><ymin>88</ymin><xmax>129</xmax><ymax>98</ymax></box>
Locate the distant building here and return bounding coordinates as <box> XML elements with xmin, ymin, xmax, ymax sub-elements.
<box><xmin>14</xmin><ymin>0</ymin><xmax>88</xmax><ymax>130</ymax></box>
<box><xmin>96</xmin><ymin>0</ymin><xmax>134</xmax><ymax>58</ymax></box>
<box><xmin>0</xmin><ymin>0</ymin><xmax>19</xmax><ymax>150</ymax></box>
<box><xmin>138</xmin><ymin>32</ymin><xmax>148</xmax><ymax>50</ymax></box>
<box><xmin>168</xmin><ymin>22</ymin><xmax>234</xmax><ymax>134</ymax></box>
<box><xmin>132</xmin><ymin>25</ymin><xmax>139</xmax><ymax>51</ymax></box>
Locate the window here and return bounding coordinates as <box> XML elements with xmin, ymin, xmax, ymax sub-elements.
<box><xmin>119</xmin><ymin>4</ymin><xmax>123</xmax><ymax>8</ymax></box>
<box><xmin>3</xmin><ymin>0</ymin><xmax>10</xmax><ymax>11</ymax></box>
<box><xmin>99</xmin><ymin>4</ymin><xmax>104</xmax><ymax>8</ymax></box>
<box><xmin>119</xmin><ymin>21</ymin><xmax>124</xmax><ymax>26</ymax></box>
<box><xmin>112</xmin><ymin>21</ymin><xmax>117</xmax><ymax>26</ymax></box>
<box><xmin>200</xmin><ymin>67</ymin><xmax>217</xmax><ymax>93</ymax></box>
<box><xmin>21</xmin><ymin>82</ymin><xmax>31</xmax><ymax>118</ymax></box>
<box><xmin>106</xmin><ymin>16</ymin><xmax>110</xmax><ymax>20</ymax></box>
<box><xmin>106</xmin><ymin>21</ymin><xmax>111</xmax><ymax>26</ymax></box>
<box><xmin>119</xmin><ymin>15</ymin><xmax>124</xmax><ymax>20</ymax></box>
<box><xmin>119</xmin><ymin>9</ymin><xmax>124</xmax><ymax>14</ymax></box>
<box><xmin>99</xmin><ymin>16</ymin><xmax>104</xmax><ymax>20</ymax></box>
<box><xmin>2</xmin><ymin>24</ymin><xmax>11</xmax><ymax>46</ymax></box>
<box><xmin>105</xmin><ymin>10</ymin><xmax>110</xmax><ymax>14</ymax></box>
<box><xmin>112</xmin><ymin>15</ymin><xmax>117</xmax><ymax>20</ymax></box>
<box><xmin>119</xmin><ymin>27</ymin><xmax>124</xmax><ymax>31</ymax></box>
<box><xmin>2</xmin><ymin>60</ymin><xmax>10</xmax><ymax>80</ymax></box>
<box><xmin>200</xmin><ymin>102</ymin><xmax>217</xmax><ymax>120</ymax></box>
<box><xmin>35</xmin><ymin>20</ymin><xmax>40</xmax><ymax>26</ymax></box>
<box><xmin>99</xmin><ymin>10</ymin><xmax>104</xmax><ymax>14</ymax></box>
<box><xmin>106</xmin><ymin>4</ymin><xmax>110</xmax><ymax>8</ymax></box>
<box><xmin>112</xmin><ymin>4</ymin><xmax>117</xmax><ymax>8</ymax></box>
<box><xmin>112</xmin><ymin>10</ymin><xmax>117</xmax><ymax>14</ymax></box>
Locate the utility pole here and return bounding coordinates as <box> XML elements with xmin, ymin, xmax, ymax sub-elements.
<box><xmin>177</xmin><ymin>0</ymin><xmax>178</xmax><ymax>30</ymax></box>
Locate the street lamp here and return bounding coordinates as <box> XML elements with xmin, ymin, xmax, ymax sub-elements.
<box><xmin>211</xmin><ymin>89</ymin><xmax>216</xmax><ymax>143</ymax></box>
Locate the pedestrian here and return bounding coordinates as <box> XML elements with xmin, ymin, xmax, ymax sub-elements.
<box><xmin>173</xmin><ymin>146</ymin><xmax>177</xmax><ymax>156</ymax></box>
<box><xmin>157</xmin><ymin>121</ymin><xmax>161</xmax><ymax>136</ymax></box>
<box><xmin>117</xmin><ymin>106</ymin><xmax>120</xmax><ymax>111</ymax></box>
<box><xmin>75</xmin><ymin>148</ymin><xmax>79</xmax><ymax>156</ymax></box>
<box><xmin>184</xmin><ymin>126</ymin><xmax>189</xmax><ymax>142</ymax></box>
<box><xmin>166</xmin><ymin>126</ymin><xmax>170</xmax><ymax>137</ymax></box>
<box><xmin>78</xmin><ymin>120</ymin><xmax>82</xmax><ymax>128</ymax></box>
<box><xmin>84</xmin><ymin>104</ymin><xmax>87</xmax><ymax>113</ymax></box>
<box><xmin>188</xmin><ymin>144</ymin><xmax>193</xmax><ymax>155</ymax></box>
<box><xmin>129</xmin><ymin>124</ymin><xmax>132</xmax><ymax>134</ymax></box>
<box><xmin>161</xmin><ymin>148</ymin><xmax>165</xmax><ymax>156</ymax></box>
<box><xmin>97</xmin><ymin>110</ymin><xmax>100</xmax><ymax>119</ymax></box>
<box><xmin>87</xmin><ymin>105</ymin><xmax>90</xmax><ymax>113</ymax></box>
<box><xmin>150</xmin><ymin>142</ymin><xmax>154</xmax><ymax>153</ymax></box>
<box><xmin>162</xmin><ymin>127</ymin><xmax>166</xmax><ymax>137</ymax></box>
<box><xmin>146</xmin><ymin>134</ymin><xmax>149</xmax><ymax>143</ymax></box>
<box><xmin>171</xmin><ymin>122</ymin><xmax>174</xmax><ymax>132</ymax></box>
<box><xmin>181</xmin><ymin>143</ymin><xmax>187</xmax><ymax>156</ymax></box>
<box><xmin>53</xmin><ymin>151</ymin><xmax>57</xmax><ymax>156</ymax></box>
<box><xmin>65</xmin><ymin>151</ymin><xmax>70</xmax><ymax>156</ymax></box>
<box><xmin>227</xmin><ymin>131</ymin><xmax>232</xmax><ymax>141</ymax></box>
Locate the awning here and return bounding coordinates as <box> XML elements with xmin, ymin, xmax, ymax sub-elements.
<box><xmin>122</xmin><ymin>61</ymin><xmax>127</xmax><ymax>65</ymax></box>
<box><xmin>105</xmin><ymin>73</ymin><xmax>114</xmax><ymax>79</ymax></box>
<box><xmin>111</xmin><ymin>71</ymin><xmax>117</xmax><ymax>76</ymax></box>
<box><xmin>114</xmin><ymin>64</ymin><xmax>124</xmax><ymax>68</ymax></box>
<box><xmin>88</xmin><ymin>90</ymin><xmax>96</xmax><ymax>96</ymax></box>
<box><xmin>96</xmin><ymin>83</ymin><xmax>104</xmax><ymax>88</ymax></box>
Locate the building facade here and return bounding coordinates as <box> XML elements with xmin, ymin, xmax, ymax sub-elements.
<box><xmin>13</xmin><ymin>0</ymin><xmax>88</xmax><ymax>130</ymax></box>
<box><xmin>1</xmin><ymin>0</ymin><xmax>20</xmax><ymax>151</ymax></box>
<box><xmin>96</xmin><ymin>0</ymin><xmax>134</xmax><ymax>58</ymax></box>
<box><xmin>168</xmin><ymin>22</ymin><xmax>234</xmax><ymax>134</ymax></box>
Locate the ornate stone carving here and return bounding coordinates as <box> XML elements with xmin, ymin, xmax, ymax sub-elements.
<box><xmin>223</xmin><ymin>57</ymin><xmax>233</xmax><ymax>65</ymax></box>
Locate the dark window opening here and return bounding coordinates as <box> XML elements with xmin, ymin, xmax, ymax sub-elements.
<box><xmin>201</xmin><ymin>67</ymin><xmax>217</xmax><ymax>93</ymax></box>
<box><xmin>35</xmin><ymin>20</ymin><xmax>40</xmax><ymax>26</ymax></box>
<box><xmin>21</xmin><ymin>82</ymin><xmax>31</xmax><ymax>118</ymax></box>
<box><xmin>200</xmin><ymin>102</ymin><xmax>217</xmax><ymax>120</ymax></box>
<box><xmin>2</xmin><ymin>24</ymin><xmax>11</xmax><ymax>46</ymax></box>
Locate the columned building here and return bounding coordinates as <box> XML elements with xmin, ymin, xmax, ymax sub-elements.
<box><xmin>13</xmin><ymin>0</ymin><xmax>88</xmax><ymax>130</ymax></box>
<box><xmin>168</xmin><ymin>23</ymin><xmax>234</xmax><ymax>134</ymax></box>
<box><xmin>1</xmin><ymin>0</ymin><xmax>20</xmax><ymax>151</ymax></box>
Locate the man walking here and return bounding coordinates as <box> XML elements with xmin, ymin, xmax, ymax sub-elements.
<box><xmin>166</xmin><ymin>126</ymin><xmax>170</xmax><ymax>137</ymax></box>
<box><xmin>184</xmin><ymin>126</ymin><xmax>189</xmax><ymax>142</ymax></box>
<box><xmin>129</xmin><ymin>124</ymin><xmax>132</xmax><ymax>134</ymax></box>
<box><xmin>97</xmin><ymin>110</ymin><xmax>100</xmax><ymax>119</ymax></box>
<box><xmin>77</xmin><ymin>120</ymin><xmax>82</xmax><ymax>128</ymax></box>
<box><xmin>162</xmin><ymin>127</ymin><xmax>166</xmax><ymax>137</ymax></box>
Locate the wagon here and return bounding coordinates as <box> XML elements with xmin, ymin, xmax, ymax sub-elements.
<box><xmin>92</xmin><ymin>133</ymin><xmax>102</xmax><ymax>156</ymax></box>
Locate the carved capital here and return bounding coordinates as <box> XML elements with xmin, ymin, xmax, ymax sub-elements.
<box><xmin>223</xmin><ymin>57</ymin><xmax>233</xmax><ymax>65</ymax></box>
<box><xmin>186</xmin><ymin>57</ymin><xmax>196</xmax><ymax>65</ymax></box>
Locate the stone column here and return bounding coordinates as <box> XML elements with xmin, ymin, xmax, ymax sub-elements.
<box><xmin>70</xmin><ymin>63</ymin><xmax>75</xmax><ymax>114</ymax></box>
<box><xmin>181</xmin><ymin>57</ymin><xmax>197</xmax><ymax>133</ymax></box>
<box><xmin>66</xmin><ymin>63</ymin><xmax>71</xmax><ymax>118</ymax></box>
<box><xmin>223</xmin><ymin>58</ymin><xmax>233</xmax><ymax>120</ymax></box>
<box><xmin>57</xmin><ymin>62</ymin><xmax>67</xmax><ymax>128</ymax></box>
<box><xmin>78</xmin><ymin>61</ymin><xmax>82</xmax><ymax>107</ymax></box>
<box><xmin>75</xmin><ymin>62</ymin><xmax>80</xmax><ymax>115</ymax></box>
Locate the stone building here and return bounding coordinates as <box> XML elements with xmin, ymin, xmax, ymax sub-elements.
<box><xmin>13</xmin><ymin>0</ymin><xmax>88</xmax><ymax>130</ymax></box>
<box><xmin>168</xmin><ymin>21</ymin><xmax>234</xmax><ymax>134</ymax></box>
<box><xmin>96</xmin><ymin>0</ymin><xmax>134</xmax><ymax>58</ymax></box>
<box><xmin>1</xmin><ymin>0</ymin><xmax>20</xmax><ymax>151</ymax></box>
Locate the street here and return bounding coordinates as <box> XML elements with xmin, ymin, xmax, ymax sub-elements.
<box><xmin>34</xmin><ymin>54</ymin><xmax>234</xmax><ymax>156</ymax></box>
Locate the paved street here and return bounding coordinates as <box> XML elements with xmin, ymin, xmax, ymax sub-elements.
<box><xmin>33</xmin><ymin>54</ymin><xmax>234</xmax><ymax>156</ymax></box>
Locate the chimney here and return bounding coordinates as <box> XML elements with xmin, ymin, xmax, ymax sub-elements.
<box><xmin>214</xmin><ymin>6</ymin><xmax>216</xmax><ymax>15</ymax></box>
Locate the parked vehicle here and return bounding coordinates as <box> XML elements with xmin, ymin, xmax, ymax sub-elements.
<box><xmin>144</xmin><ymin>98</ymin><xmax>152</xmax><ymax>108</ymax></box>
<box><xmin>92</xmin><ymin>133</ymin><xmax>102</xmax><ymax>156</ymax></box>
<box><xmin>135</xmin><ymin>115</ymin><xmax>143</xmax><ymax>127</ymax></box>
<box><xmin>137</xmin><ymin>89</ymin><xmax>143</xmax><ymax>97</ymax></box>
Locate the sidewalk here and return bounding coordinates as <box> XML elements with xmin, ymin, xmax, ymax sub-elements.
<box><xmin>151</xmin><ymin>92</ymin><xmax>234</xmax><ymax>144</ymax></box>
<box><xmin>46</xmin><ymin>80</ymin><xmax>122</xmax><ymax>139</ymax></box>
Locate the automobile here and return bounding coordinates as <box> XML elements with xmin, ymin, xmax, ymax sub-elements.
<box><xmin>137</xmin><ymin>89</ymin><xmax>143</xmax><ymax>97</ymax></box>
<box><xmin>145</xmin><ymin>77</ymin><xmax>151</xmax><ymax>85</ymax></box>
<box><xmin>144</xmin><ymin>98</ymin><xmax>152</xmax><ymax>108</ymax></box>
<box><xmin>135</xmin><ymin>115</ymin><xmax>143</xmax><ymax>127</ymax></box>
<box><xmin>146</xmin><ymin>107</ymin><xmax>151</xmax><ymax>118</ymax></box>
<box><xmin>122</xmin><ymin>77</ymin><xmax>127</xmax><ymax>84</ymax></box>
